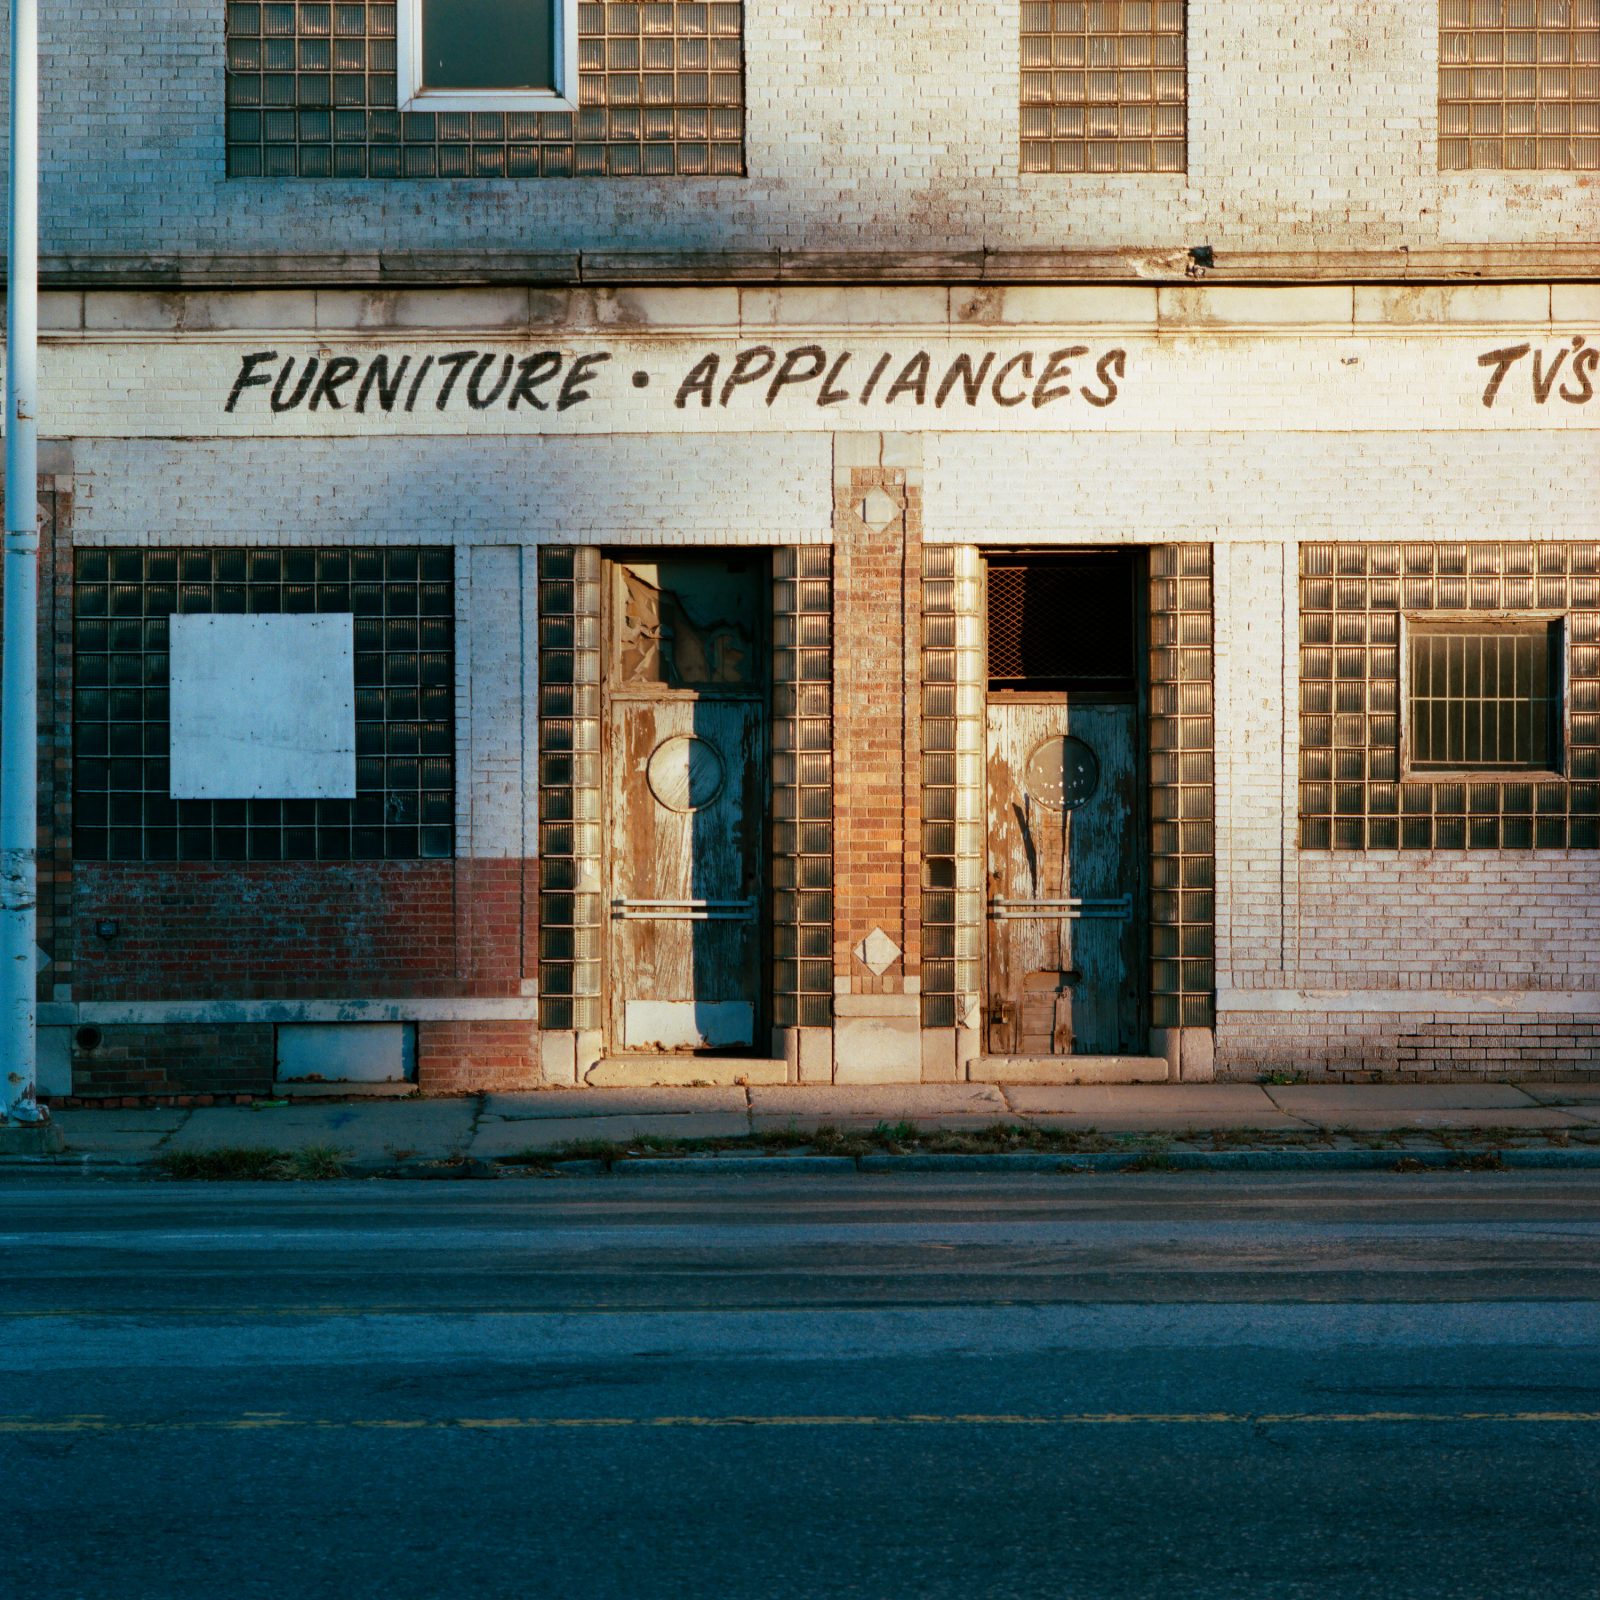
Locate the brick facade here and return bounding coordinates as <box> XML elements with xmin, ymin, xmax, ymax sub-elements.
<box><xmin>72</xmin><ymin>858</ymin><xmax>533</xmax><ymax>999</ymax></box>
<box><xmin>34</xmin><ymin>2</ymin><xmax>1598</xmax><ymax>259</ymax></box>
<box><xmin>22</xmin><ymin>4</ymin><xmax>1600</xmax><ymax>1095</ymax></box>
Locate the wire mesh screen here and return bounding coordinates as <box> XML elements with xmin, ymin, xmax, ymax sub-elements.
<box><xmin>72</xmin><ymin>546</ymin><xmax>454</xmax><ymax>863</ymax></box>
<box><xmin>1439</xmin><ymin>0</ymin><xmax>1600</xmax><ymax>172</ymax></box>
<box><xmin>986</xmin><ymin>553</ymin><xmax>1137</xmax><ymax>690</ymax></box>
<box><xmin>1408</xmin><ymin>622</ymin><xmax>1559</xmax><ymax>771</ymax></box>
<box><xmin>1020</xmin><ymin>0</ymin><xmax>1187</xmax><ymax>174</ymax></box>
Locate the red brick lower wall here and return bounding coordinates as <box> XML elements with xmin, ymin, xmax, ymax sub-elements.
<box><xmin>61</xmin><ymin>1017</ymin><xmax>542</xmax><ymax>1101</ymax></box>
<box><xmin>66</xmin><ymin>859</ymin><xmax>542</xmax><ymax>1095</ymax></box>
<box><xmin>70</xmin><ymin>1024</ymin><xmax>276</xmax><ymax>1100</ymax></box>
<box><xmin>417</xmin><ymin>1019</ymin><xmax>539</xmax><ymax>1093</ymax></box>
<box><xmin>74</xmin><ymin>858</ymin><xmax>536</xmax><ymax>1000</ymax></box>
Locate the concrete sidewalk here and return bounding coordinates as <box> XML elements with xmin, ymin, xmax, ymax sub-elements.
<box><xmin>16</xmin><ymin>1079</ymin><xmax>1600</xmax><ymax>1173</ymax></box>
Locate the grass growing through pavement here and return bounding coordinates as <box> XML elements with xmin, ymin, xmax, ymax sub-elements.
<box><xmin>500</xmin><ymin>1120</ymin><xmax>1331</xmax><ymax>1170</ymax></box>
<box><xmin>494</xmin><ymin>1116</ymin><xmax>1600</xmax><ymax>1171</ymax></box>
<box><xmin>154</xmin><ymin>1145</ymin><xmax>349</xmax><ymax>1181</ymax></box>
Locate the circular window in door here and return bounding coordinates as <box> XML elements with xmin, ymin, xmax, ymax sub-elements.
<box><xmin>646</xmin><ymin>735</ymin><xmax>725</xmax><ymax>812</ymax></box>
<box><xmin>1025</xmin><ymin>735</ymin><xmax>1100</xmax><ymax>811</ymax></box>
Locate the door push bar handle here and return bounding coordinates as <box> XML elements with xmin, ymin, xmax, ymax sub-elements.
<box><xmin>611</xmin><ymin>897</ymin><xmax>758</xmax><ymax>921</ymax></box>
<box><xmin>988</xmin><ymin>895</ymin><xmax>1133</xmax><ymax>921</ymax></box>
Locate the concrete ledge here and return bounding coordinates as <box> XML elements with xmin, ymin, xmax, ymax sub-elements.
<box><xmin>35</xmin><ymin>276</ymin><xmax>1590</xmax><ymax>340</ymax></box>
<box><xmin>586</xmin><ymin>1056</ymin><xmax>786</xmax><ymax>1087</ymax></box>
<box><xmin>0</xmin><ymin>1122</ymin><xmax>65</xmax><ymax>1155</ymax></box>
<box><xmin>278</xmin><ymin>1082</ymin><xmax>417</xmax><ymax>1099</ymax></box>
<box><xmin>1217</xmin><ymin>987</ymin><xmax>1600</xmax><ymax>1016</ymax></box>
<box><xmin>27</xmin><ymin>245</ymin><xmax>1600</xmax><ymax>289</ymax></box>
<box><xmin>49</xmin><ymin>998</ymin><xmax>541</xmax><ymax>1025</ymax></box>
<box><xmin>970</xmin><ymin>1056</ymin><xmax>1171</xmax><ymax>1085</ymax></box>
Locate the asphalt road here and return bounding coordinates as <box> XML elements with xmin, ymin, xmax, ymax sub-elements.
<box><xmin>6</xmin><ymin>1171</ymin><xmax>1600</xmax><ymax>1599</ymax></box>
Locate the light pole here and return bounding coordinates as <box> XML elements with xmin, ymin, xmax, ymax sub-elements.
<box><xmin>0</xmin><ymin>0</ymin><xmax>42</xmax><ymax>1125</ymax></box>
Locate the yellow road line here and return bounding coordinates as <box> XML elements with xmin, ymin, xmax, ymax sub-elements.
<box><xmin>3</xmin><ymin>1410</ymin><xmax>1600</xmax><ymax>1434</ymax></box>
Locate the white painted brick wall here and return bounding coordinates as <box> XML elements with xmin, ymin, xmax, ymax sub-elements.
<box><xmin>69</xmin><ymin>435</ymin><xmax>832</xmax><ymax>541</ymax></box>
<box><xmin>1287</xmin><ymin>854</ymin><xmax>1600</xmax><ymax>993</ymax></box>
<box><xmin>926</xmin><ymin>432</ymin><xmax>1600</xmax><ymax>540</ymax></box>
<box><xmin>1212</xmin><ymin>535</ymin><xmax>1600</xmax><ymax>1076</ymax></box>
<box><xmin>1214</xmin><ymin>540</ymin><xmax>1292</xmax><ymax>987</ymax></box>
<box><xmin>12</xmin><ymin>3</ymin><xmax>1593</xmax><ymax>260</ymax></box>
<box><xmin>461</xmin><ymin>545</ymin><xmax>527</xmax><ymax>861</ymax></box>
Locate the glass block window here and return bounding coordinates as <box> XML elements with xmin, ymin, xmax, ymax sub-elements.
<box><xmin>72</xmin><ymin>547</ymin><xmax>455</xmax><ymax>863</ymax></box>
<box><xmin>1020</xmin><ymin>0</ymin><xmax>1187</xmax><ymax>175</ymax></box>
<box><xmin>1299</xmin><ymin>542</ymin><xmax>1600</xmax><ymax>850</ymax></box>
<box><xmin>771</xmin><ymin>546</ymin><xmax>835</xmax><ymax>1032</ymax></box>
<box><xmin>1407</xmin><ymin>619</ymin><xmax>1561</xmax><ymax>772</ymax></box>
<box><xmin>921</xmin><ymin>544</ymin><xmax>983</xmax><ymax>1031</ymax></box>
<box><xmin>1148</xmin><ymin>543</ymin><xmax>1213</xmax><ymax>1030</ymax></box>
<box><xmin>1440</xmin><ymin>0</ymin><xmax>1600</xmax><ymax>171</ymax></box>
<box><xmin>224</xmin><ymin>0</ymin><xmax>746</xmax><ymax>179</ymax></box>
<box><xmin>536</xmin><ymin>544</ymin><xmax>603</xmax><ymax>1034</ymax></box>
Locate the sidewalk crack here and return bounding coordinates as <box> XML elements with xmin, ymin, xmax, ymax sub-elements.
<box><xmin>152</xmin><ymin>1109</ymin><xmax>193</xmax><ymax>1149</ymax></box>
<box><xmin>461</xmin><ymin>1092</ymin><xmax>487</xmax><ymax>1158</ymax></box>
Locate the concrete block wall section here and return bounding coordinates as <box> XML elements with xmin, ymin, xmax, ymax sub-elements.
<box><xmin>15</xmin><ymin>3</ymin><xmax>1599</xmax><ymax>260</ymax></box>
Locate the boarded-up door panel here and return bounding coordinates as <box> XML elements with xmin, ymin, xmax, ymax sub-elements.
<box><xmin>986</xmin><ymin>700</ymin><xmax>1139</xmax><ymax>1055</ymax></box>
<box><xmin>607</xmin><ymin>697</ymin><xmax>765</xmax><ymax>1052</ymax></box>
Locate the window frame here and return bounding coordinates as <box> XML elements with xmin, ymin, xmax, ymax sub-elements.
<box><xmin>1398</xmin><ymin>609</ymin><xmax>1569</xmax><ymax>782</ymax></box>
<box><xmin>396</xmin><ymin>0</ymin><xmax>580</xmax><ymax>113</ymax></box>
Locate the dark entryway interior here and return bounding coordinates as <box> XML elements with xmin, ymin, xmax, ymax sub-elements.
<box><xmin>986</xmin><ymin>549</ymin><xmax>1139</xmax><ymax>694</ymax></box>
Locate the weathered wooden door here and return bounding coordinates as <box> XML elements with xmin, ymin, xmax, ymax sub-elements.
<box><xmin>985</xmin><ymin>700</ymin><xmax>1140</xmax><ymax>1055</ymax></box>
<box><xmin>605</xmin><ymin>555</ymin><xmax>766</xmax><ymax>1054</ymax></box>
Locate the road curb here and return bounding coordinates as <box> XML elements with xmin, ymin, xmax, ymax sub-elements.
<box><xmin>6</xmin><ymin>1143</ymin><xmax>1600</xmax><ymax>1178</ymax></box>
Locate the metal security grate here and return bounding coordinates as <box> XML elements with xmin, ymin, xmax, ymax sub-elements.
<box><xmin>1440</xmin><ymin>0</ymin><xmax>1600</xmax><ymax>171</ymax></box>
<box><xmin>72</xmin><ymin>547</ymin><xmax>455</xmax><ymax>862</ymax></box>
<box><xmin>1299</xmin><ymin>542</ymin><xmax>1600</xmax><ymax>850</ymax></box>
<box><xmin>1020</xmin><ymin>0</ymin><xmax>1187</xmax><ymax>174</ymax></box>
<box><xmin>1408</xmin><ymin>621</ymin><xmax>1559</xmax><ymax>771</ymax></box>
<box><xmin>986</xmin><ymin>552</ymin><xmax>1138</xmax><ymax>690</ymax></box>
<box><xmin>225</xmin><ymin>0</ymin><xmax>746</xmax><ymax>178</ymax></box>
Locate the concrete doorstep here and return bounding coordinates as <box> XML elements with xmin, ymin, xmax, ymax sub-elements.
<box><xmin>8</xmin><ymin>1079</ymin><xmax>1600</xmax><ymax>1176</ymax></box>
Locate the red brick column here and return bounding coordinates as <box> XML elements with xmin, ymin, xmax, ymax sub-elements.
<box><xmin>830</xmin><ymin>435</ymin><xmax>924</xmax><ymax>1082</ymax></box>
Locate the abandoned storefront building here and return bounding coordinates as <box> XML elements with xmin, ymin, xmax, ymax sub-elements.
<box><xmin>28</xmin><ymin>1</ymin><xmax>1600</xmax><ymax>1098</ymax></box>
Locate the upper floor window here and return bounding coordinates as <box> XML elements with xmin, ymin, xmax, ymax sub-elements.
<box><xmin>399</xmin><ymin>0</ymin><xmax>578</xmax><ymax>109</ymax></box>
<box><xmin>225</xmin><ymin>1</ymin><xmax>748</xmax><ymax>179</ymax></box>
<box><xmin>1440</xmin><ymin>0</ymin><xmax>1600</xmax><ymax>171</ymax></box>
<box><xmin>1021</xmin><ymin>1</ymin><xmax>1187</xmax><ymax>175</ymax></box>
